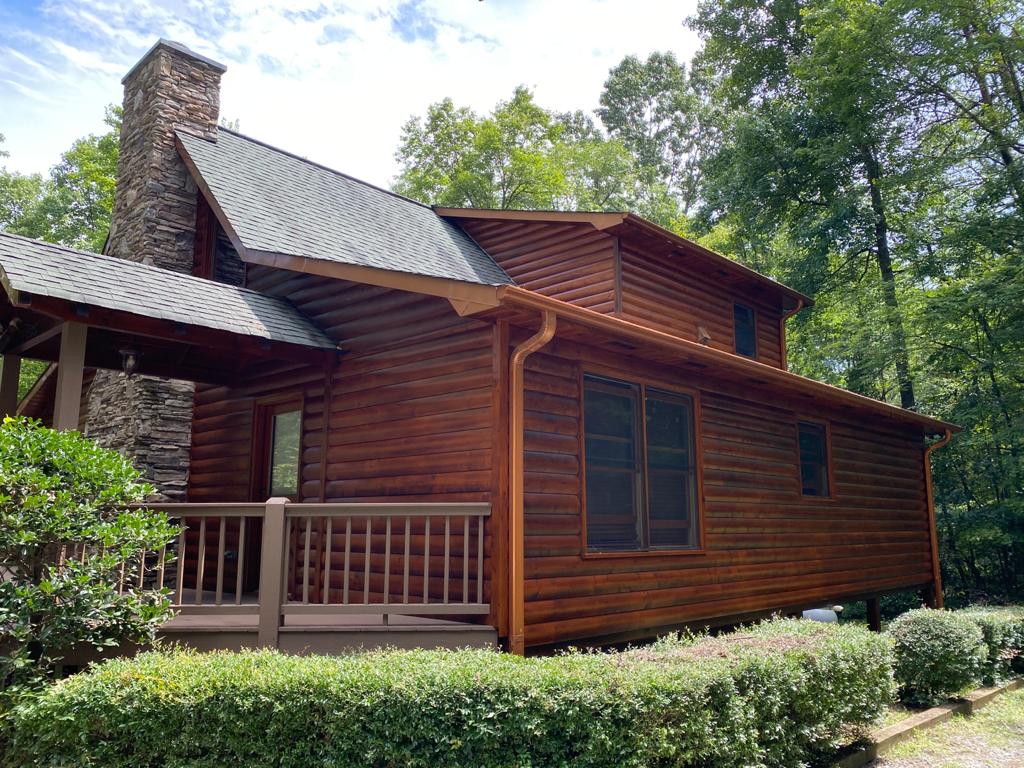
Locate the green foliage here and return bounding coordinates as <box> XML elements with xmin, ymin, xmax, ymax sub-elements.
<box><xmin>0</xmin><ymin>418</ymin><xmax>178</xmax><ymax>697</ymax></box>
<box><xmin>0</xmin><ymin>105</ymin><xmax>120</xmax><ymax>252</ymax></box>
<box><xmin>888</xmin><ymin>608</ymin><xmax>987</xmax><ymax>706</ymax></box>
<box><xmin>958</xmin><ymin>606</ymin><xmax>1024</xmax><ymax>685</ymax></box>
<box><xmin>3</xmin><ymin>619</ymin><xmax>892</xmax><ymax>768</ymax></box>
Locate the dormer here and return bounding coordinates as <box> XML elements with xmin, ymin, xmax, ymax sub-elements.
<box><xmin>438</xmin><ymin>209</ymin><xmax>811</xmax><ymax>370</ymax></box>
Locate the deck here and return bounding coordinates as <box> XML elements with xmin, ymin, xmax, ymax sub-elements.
<box><xmin>73</xmin><ymin>499</ymin><xmax>498</xmax><ymax>658</ymax></box>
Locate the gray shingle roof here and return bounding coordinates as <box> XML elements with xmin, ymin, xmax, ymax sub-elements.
<box><xmin>0</xmin><ymin>231</ymin><xmax>335</xmax><ymax>350</ymax></box>
<box><xmin>177</xmin><ymin>129</ymin><xmax>512</xmax><ymax>286</ymax></box>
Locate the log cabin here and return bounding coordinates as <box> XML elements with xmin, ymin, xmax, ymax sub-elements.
<box><xmin>0</xmin><ymin>40</ymin><xmax>957</xmax><ymax>655</ymax></box>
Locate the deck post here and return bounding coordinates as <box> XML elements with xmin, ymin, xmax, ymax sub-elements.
<box><xmin>867</xmin><ymin>597</ymin><xmax>882</xmax><ymax>632</ymax></box>
<box><xmin>53</xmin><ymin>322</ymin><xmax>87</xmax><ymax>431</ymax></box>
<box><xmin>258</xmin><ymin>497</ymin><xmax>288</xmax><ymax>648</ymax></box>
<box><xmin>0</xmin><ymin>354</ymin><xmax>21</xmax><ymax>417</ymax></box>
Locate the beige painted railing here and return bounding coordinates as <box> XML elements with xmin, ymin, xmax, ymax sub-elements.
<box><xmin>144</xmin><ymin>499</ymin><xmax>491</xmax><ymax>646</ymax></box>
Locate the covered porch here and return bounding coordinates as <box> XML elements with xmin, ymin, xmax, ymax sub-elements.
<box><xmin>0</xmin><ymin>232</ymin><xmax>496</xmax><ymax>651</ymax></box>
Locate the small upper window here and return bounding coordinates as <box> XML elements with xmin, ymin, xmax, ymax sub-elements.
<box><xmin>798</xmin><ymin>421</ymin><xmax>830</xmax><ymax>497</ymax></box>
<box><xmin>733</xmin><ymin>303</ymin><xmax>757</xmax><ymax>358</ymax></box>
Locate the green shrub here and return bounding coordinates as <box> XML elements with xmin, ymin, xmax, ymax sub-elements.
<box><xmin>0</xmin><ymin>417</ymin><xmax>179</xmax><ymax>699</ymax></box>
<box><xmin>888</xmin><ymin>608</ymin><xmax>986</xmax><ymax>705</ymax></box>
<box><xmin>642</xmin><ymin>618</ymin><xmax>894</xmax><ymax>764</ymax></box>
<box><xmin>4</xmin><ymin>619</ymin><xmax>894</xmax><ymax>768</ymax></box>
<box><xmin>958</xmin><ymin>606</ymin><xmax>1024</xmax><ymax>685</ymax></box>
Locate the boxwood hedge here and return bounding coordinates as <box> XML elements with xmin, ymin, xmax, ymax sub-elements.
<box><xmin>888</xmin><ymin>608</ymin><xmax>987</xmax><ymax>705</ymax></box>
<box><xmin>3</xmin><ymin>618</ymin><xmax>893</xmax><ymax>768</ymax></box>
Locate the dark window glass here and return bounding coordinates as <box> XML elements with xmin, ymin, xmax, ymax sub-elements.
<box><xmin>798</xmin><ymin>421</ymin><xmax>830</xmax><ymax>497</ymax></box>
<box><xmin>645</xmin><ymin>391</ymin><xmax>698</xmax><ymax>548</ymax></box>
<box><xmin>268</xmin><ymin>409</ymin><xmax>301</xmax><ymax>498</ymax></box>
<box><xmin>583</xmin><ymin>379</ymin><xmax>641</xmax><ymax>551</ymax></box>
<box><xmin>583</xmin><ymin>375</ymin><xmax>700</xmax><ymax>551</ymax></box>
<box><xmin>734</xmin><ymin>303</ymin><xmax>757</xmax><ymax>358</ymax></box>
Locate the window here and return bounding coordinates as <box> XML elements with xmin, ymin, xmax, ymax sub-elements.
<box><xmin>798</xmin><ymin>421</ymin><xmax>830</xmax><ymax>497</ymax></box>
<box><xmin>254</xmin><ymin>401</ymin><xmax>303</xmax><ymax>500</ymax></box>
<box><xmin>583</xmin><ymin>374</ymin><xmax>700</xmax><ymax>552</ymax></box>
<box><xmin>733</xmin><ymin>303</ymin><xmax>757</xmax><ymax>358</ymax></box>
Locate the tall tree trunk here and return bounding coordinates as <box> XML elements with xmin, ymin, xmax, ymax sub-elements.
<box><xmin>860</xmin><ymin>144</ymin><xmax>916</xmax><ymax>410</ymax></box>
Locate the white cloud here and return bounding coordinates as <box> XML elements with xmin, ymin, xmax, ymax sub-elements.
<box><xmin>0</xmin><ymin>0</ymin><xmax>701</xmax><ymax>186</ymax></box>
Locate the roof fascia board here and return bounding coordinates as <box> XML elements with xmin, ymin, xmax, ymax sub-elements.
<box><xmin>491</xmin><ymin>285</ymin><xmax>957</xmax><ymax>435</ymax></box>
<box><xmin>435</xmin><ymin>207</ymin><xmax>626</xmax><ymax>230</ymax></box>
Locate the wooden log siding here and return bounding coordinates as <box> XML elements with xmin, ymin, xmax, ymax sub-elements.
<box><xmin>520</xmin><ymin>338</ymin><xmax>932</xmax><ymax>647</ymax></box>
<box><xmin>458</xmin><ymin>220</ymin><xmax>617</xmax><ymax>313</ymax></box>
<box><xmin>617</xmin><ymin>244</ymin><xmax>785</xmax><ymax>369</ymax></box>
<box><xmin>456</xmin><ymin>218</ymin><xmax>787</xmax><ymax>368</ymax></box>
<box><xmin>188</xmin><ymin>267</ymin><xmax>500</xmax><ymax>619</ymax></box>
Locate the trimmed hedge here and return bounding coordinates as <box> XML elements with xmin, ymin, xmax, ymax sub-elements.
<box><xmin>958</xmin><ymin>606</ymin><xmax>1024</xmax><ymax>685</ymax></box>
<box><xmin>4</xmin><ymin>619</ymin><xmax>892</xmax><ymax>768</ymax></box>
<box><xmin>889</xmin><ymin>608</ymin><xmax>987</xmax><ymax>705</ymax></box>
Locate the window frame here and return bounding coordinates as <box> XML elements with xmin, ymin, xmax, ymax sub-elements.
<box><xmin>795</xmin><ymin>418</ymin><xmax>835</xmax><ymax>501</ymax></box>
<box><xmin>579</xmin><ymin>368</ymin><xmax>706</xmax><ymax>558</ymax></box>
<box><xmin>733</xmin><ymin>302</ymin><xmax>758</xmax><ymax>359</ymax></box>
<box><xmin>250</xmin><ymin>394</ymin><xmax>305</xmax><ymax>502</ymax></box>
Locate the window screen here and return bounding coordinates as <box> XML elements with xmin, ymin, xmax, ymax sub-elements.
<box><xmin>583</xmin><ymin>375</ymin><xmax>700</xmax><ymax>552</ymax></box>
<box><xmin>733</xmin><ymin>303</ymin><xmax>757</xmax><ymax>358</ymax></box>
<box><xmin>798</xmin><ymin>421</ymin><xmax>830</xmax><ymax>497</ymax></box>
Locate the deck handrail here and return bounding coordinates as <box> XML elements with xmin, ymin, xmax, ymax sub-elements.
<box><xmin>138</xmin><ymin>498</ymin><xmax>491</xmax><ymax>647</ymax></box>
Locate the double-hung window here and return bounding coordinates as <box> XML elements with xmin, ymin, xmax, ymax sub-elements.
<box><xmin>733</xmin><ymin>303</ymin><xmax>757</xmax><ymax>358</ymax></box>
<box><xmin>583</xmin><ymin>374</ymin><xmax>700</xmax><ymax>552</ymax></box>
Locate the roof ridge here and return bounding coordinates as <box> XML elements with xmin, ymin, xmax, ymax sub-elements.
<box><xmin>214</xmin><ymin>127</ymin><xmax>435</xmax><ymax>212</ymax></box>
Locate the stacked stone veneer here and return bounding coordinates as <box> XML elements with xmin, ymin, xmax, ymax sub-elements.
<box><xmin>83</xmin><ymin>41</ymin><xmax>226</xmax><ymax>500</ymax></box>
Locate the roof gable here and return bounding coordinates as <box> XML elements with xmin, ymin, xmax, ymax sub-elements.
<box><xmin>176</xmin><ymin>130</ymin><xmax>512</xmax><ymax>287</ymax></box>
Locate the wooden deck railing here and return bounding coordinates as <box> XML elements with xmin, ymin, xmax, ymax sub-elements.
<box><xmin>143</xmin><ymin>499</ymin><xmax>491</xmax><ymax>646</ymax></box>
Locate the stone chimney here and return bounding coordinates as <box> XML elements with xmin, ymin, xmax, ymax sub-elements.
<box><xmin>83</xmin><ymin>40</ymin><xmax>227</xmax><ymax>500</ymax></box>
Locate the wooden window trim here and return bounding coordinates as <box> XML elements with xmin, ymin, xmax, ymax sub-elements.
<box><xmin>192</xmin><ymin>192</ymin><xmax>217</xmax><ymax>279</ymax></box>
<box><xmin>733</xmin><ymin>302</ymin><xmax>758</xmax><ymax>359</ymax></box>
<box><xmin>250</xmin><ymin>393</ymin><xmax>305</xmax><ymax>502</ymax></box>
<box><xmin>578</xmin><ymin>366</ymin><xmax>706</xmax><ymax>559</ymax></box>
<box><xmin>795</xmin><ymin>417</ymin><xmax>836</xmax><ymax>501</ymax></box>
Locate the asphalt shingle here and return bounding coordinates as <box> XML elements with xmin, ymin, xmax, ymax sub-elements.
<box><xmin>176</xmin><ymin>129</ymin><xmax>513</xmax><ymax>287</ymax></box>
<box><xmin>0</xmin><ymin>232</ymin><xmax>335</xmax><ymax>350</ymax></box>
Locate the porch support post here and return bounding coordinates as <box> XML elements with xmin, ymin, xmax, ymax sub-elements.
<box><xmin>258</xmin><ymin>497</ymin><xmax>288</xmax><ymax>648</ymax></box>
<box><xmin>0</xmin><ymin>355</ymin><xmax>21</xmax><ymax>417</ymax></box>
<box><xmin>53</xmin><ymin>322</ymin><xmax>87</xmax><ymax>431</ymax></box>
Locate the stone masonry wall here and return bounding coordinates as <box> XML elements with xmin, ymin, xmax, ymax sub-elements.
<box><xmin>83</xmin><ymin>41</ymin><xmax>226</xmax><ymax>500</ymax></box>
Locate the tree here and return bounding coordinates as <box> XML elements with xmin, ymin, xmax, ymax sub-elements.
<box><xmin>598</xmin><ymin>51</ymin><xmax>705</xmax><ymax>217</ymax></box>
<box><xmin>393</xmin><ymin>88</ymin><xmax>655</xmax><ymax>221</ymax></box>
<box><xmin>0</xmin><ymin>106</ymin><xmax>120</xmax><ymax>252</ymax></box>
<box><xmin>0</xmin><ymin>418</ymin><xmax>178</xmax><ymax>696</ymax></box>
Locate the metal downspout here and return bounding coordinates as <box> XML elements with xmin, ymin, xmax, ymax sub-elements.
<box><xmin>508</xmin><ymin>310</ymin><xmax>557</xmax><ymax>655</ymax></box>
<box><xmin>924</xmin><ymin>429</ymin><xmax>953</xmax><ymax>608</ymax></box>
<box><xmin>779</xmin><ymin>299</ymin><xmax>805</xmax><ymax>371</ymax></box>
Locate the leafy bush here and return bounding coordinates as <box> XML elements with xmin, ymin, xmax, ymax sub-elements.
<box><xmin>643</xmin><ymin>618</ymin><xmax>894</xmax><ymax>764</ymax></box>
<box><xmin>3</xmin><ymin>619</ymin><xmax>893</xmax><ymax>768</ymax></box>
<box><xmin>0</xmin><ymin>417</ymin><xmax>179</xmax><ymax>698</ymax></box>
<box><xmin>958</xmin><ymin>607</ymin><xmax>1024</xmax><ymax>685</ymax></box>
<box><xmin>888</xmin><ymin>608</ymin><xmax>986</xmax><ymax>705</ymax></box>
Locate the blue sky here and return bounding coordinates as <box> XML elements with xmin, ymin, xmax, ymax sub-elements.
<box><xmin>0</xmin><ymin>0</ymin><xmax>700</xmax><ymax>187</ymax></box>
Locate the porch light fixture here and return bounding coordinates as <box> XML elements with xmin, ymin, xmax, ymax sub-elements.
<box><xmin>119</xmin><ymin>348</ymin><xmax>139</xmax><ymax>377</ymax></box>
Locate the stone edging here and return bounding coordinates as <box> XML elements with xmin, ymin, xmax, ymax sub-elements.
<box><xmin>833</xmin><ymin>678</ymin><xmax>1024</xmax><ymax>768</ymax></box>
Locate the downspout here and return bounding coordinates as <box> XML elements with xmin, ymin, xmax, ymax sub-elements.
<box><xmin>508</xmin><ymin>310</ymin><xmax>557</xmax><ymax>655</ymax></box>
<box><xmin>778</xmin><ymin>299</ymin><xmax>804</xmax><ymax>371</ymax></box>
<box><xmin>924</xmin><ymin>429</ymin><xmax>953</xmax><ymax>609</ymax></box>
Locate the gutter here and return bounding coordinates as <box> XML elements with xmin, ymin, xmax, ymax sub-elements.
<box><xmin>490</xmin><ymin>285</ymin><xmax>958</xmax><ymax>436</ymax></box>
<box><xmin>924</xmin><ymin>429</ymin><xmax>954</xmax><ymax>609</ymax></box>
<box><xmin>507</xmin><ymin>310</ymin><xmax>556</xmax><ymax>655</ymax></box>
